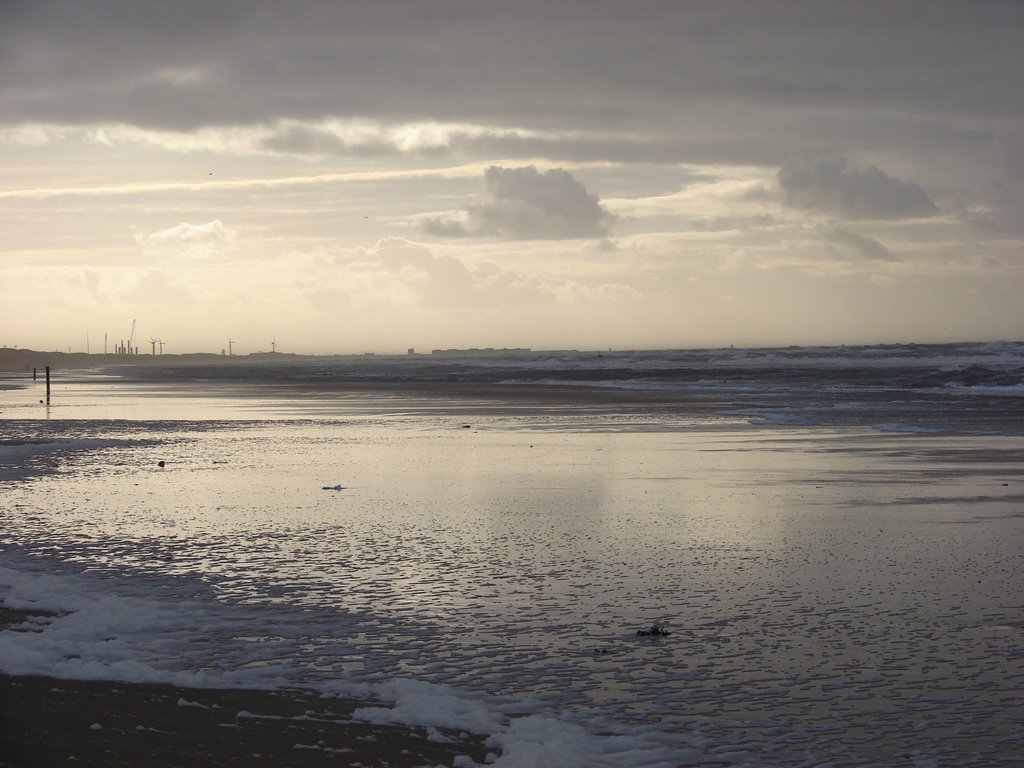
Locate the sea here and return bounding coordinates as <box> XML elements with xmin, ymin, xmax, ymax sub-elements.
<box><xmin>2</xmin><ymin>341</ymin><xmax>1022</xmax><ymax>766</ymax></box>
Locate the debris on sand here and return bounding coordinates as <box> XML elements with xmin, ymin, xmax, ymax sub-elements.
<box><xmin>636</xmin><ymin>624</ymin><xmax>671</xmax><ymax>637</ymax></box>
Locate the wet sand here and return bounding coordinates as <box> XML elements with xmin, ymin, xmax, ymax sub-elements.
<box><xmin>1</xmin><ymin>600</ymin><xmax>493</xmax><ymax>768</ymax></box>
<box><xmin>0</xmin><ymin>675</ymin><xmax>495</xmax><ymax>768</ymax></box>
<box><xmin>3</xmin><ymin>372</ymin><xmax>1023</xmax><ymax>766</ymax></box>
<box><xmin>0</xmin><ymin>368</ymin><xmax>732</xmax><ymax>423</ymax></box>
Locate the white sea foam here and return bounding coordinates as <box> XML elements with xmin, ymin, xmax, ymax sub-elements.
<box><xmin>0</xmin><ymin>559</ymin><xmax>292</xmax><ymax>688</ymax></box>
<box><xmin>0</xmin><ymin>555</ymin><xmax>711</xmax><ymax>767</ymax></box>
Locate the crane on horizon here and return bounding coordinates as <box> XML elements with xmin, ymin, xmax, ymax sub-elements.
<box><xmin>127</xmin><ymin>319</ymin><xmax>137</xmax><ymax>356</ymax></box>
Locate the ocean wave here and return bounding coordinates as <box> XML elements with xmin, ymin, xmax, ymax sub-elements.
<box><xmin>96</xmin><ymin>341</ymin><xmax>1024</xmax><ymax>435</ymax></box>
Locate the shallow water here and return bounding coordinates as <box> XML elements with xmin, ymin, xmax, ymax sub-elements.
<box><xmin>3</xmin><ymin>385</ymin><xmax>1024</xmax><ymax>765</ymax></box>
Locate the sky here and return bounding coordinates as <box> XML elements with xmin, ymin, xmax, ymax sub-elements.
<box><xmin>2</xmin><ymin>0</ymin><xmax>1022</xmax><ymax>355</ymax></box>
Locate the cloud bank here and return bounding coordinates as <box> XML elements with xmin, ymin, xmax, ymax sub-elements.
<box><xmin>1</xmin><ymin>1</ymin><xmax>1021</xmax><ymax>351</ymax></box>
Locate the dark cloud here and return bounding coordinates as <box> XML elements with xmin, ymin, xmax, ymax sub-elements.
<box><xmin>2</xmin><ymin>1</ymin><xmax>1020</xmax><ymax>136</ymax></box>
<box><xmin>779</xmin><ymin>156</ymin><xmax>938</xmax><ymax>220</ymax></box>
<box><xmin>425</xmin><ymin>166</ymin><xmax>613</xmax><ymax>241</ymax></box>
<box><xmin>2</xmin><ymin>1</ymin><xmax>1020</xmax><ymax>230</ymax></box>
<box><xmin>953</xmin><ymin>182</ymin><xmax>1024</xmax><ymax>235</ymax></box>
<box><xmin>260</xmin><ymin>125</ymin><xmax>400</xmax><ymax>157</ymax></box>
<box><xmin>421</xmin><ymin>217</ymin><xmax>471</xmax><ymax>238</ymax></box>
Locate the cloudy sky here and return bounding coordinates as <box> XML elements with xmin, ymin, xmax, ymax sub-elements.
<box><xmin>2</xmin><ymin>0</ymin><xmax>1022</xmax><ymax>354</ymax></box>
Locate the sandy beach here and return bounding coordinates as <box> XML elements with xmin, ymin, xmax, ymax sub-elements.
<box><xmin>1</xmin><ymin>674</ymin><xmax>492</xmax><ymax>768</ymax></box>
<box><xmin>2</xmin><ymin>361</ymin><xmax>1023</xmax><ymax>766</ymax></box>
<box><xmin>0</xmin><ymin>604</ymin><xmax>495</xmax><ymax>768</ymax></box>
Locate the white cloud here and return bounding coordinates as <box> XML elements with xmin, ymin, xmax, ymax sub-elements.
<box><xmin>134</xmin><ymin>220</ymin><xmax>236</xmax><ymax>262</ymax></box>
<box><xmin>0</xmin><ymin>125</ymin><xmax>56</xmax><ymax>146</ymax></box>
<box><xmin>871</xmin><ymin>273</ymin><xmax>899</xmax><ymax>287</ymax></box>
<box><xmin>260</xmin><ymin>120</ymin><xmax>562</xmax><ymax>158</ymax></box>
<box><xmin>0</xmin><ymin>158</ymin><xmax>490</xmax><ymax>201</ymax></box>
<box><xmin>0</xmin><ymin>119</ymin><xmax>576</xmax><ymax>161</ymax></box>
<box><xmin>605</xmin><ymin>171</ymin><xmax>778</xmax><ymax>221</ymax></box>
<box><xmin>309</xmin><ymin>237</ymin><xmax>544</xmax><ymax>309</ymax></box>
<box><xmin>122</xmin><ymin>269</ymin><xmax>196</xmax><ymax>305</ymax></box>
<box><xmin>551</xmin><ymin>281</ymin><xmax>643</xmax><ymax>304</ymax></box>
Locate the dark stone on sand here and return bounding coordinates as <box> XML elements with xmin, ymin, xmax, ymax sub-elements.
<box><xmin>0</xmin><ymin>607</ymin><xmax>62</xmax><ymax>630</ymax></box>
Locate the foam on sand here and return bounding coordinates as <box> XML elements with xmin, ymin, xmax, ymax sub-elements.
<box><xmin>0</xmin><ymin>557</ymin><xmax>706</xmax><ymax>767</ymax></box>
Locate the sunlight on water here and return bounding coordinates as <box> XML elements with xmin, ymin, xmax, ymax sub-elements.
<box><xmin>3</xmin><ymin>354</ymin><xmax>1024</xmax><ymax>765</ymax></box>
<box><xmin>3</xmin><ymin>411</ymin><xmax>1022</xmax><ymax>762</ymax></box>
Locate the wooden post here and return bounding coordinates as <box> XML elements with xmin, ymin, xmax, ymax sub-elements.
<box><xmin>45</xmin><ymin>366</ymin><xmax>50</xmax><ymax>404</ymax></box>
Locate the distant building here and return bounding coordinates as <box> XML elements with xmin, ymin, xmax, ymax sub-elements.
<box><xmin>430</xmin><ymin>347</ymin><xmax>531</xmax><ymax>357</ymax></box>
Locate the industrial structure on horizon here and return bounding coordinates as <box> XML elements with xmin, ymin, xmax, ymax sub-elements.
<box><xmin>429</xmin><ymin>347</ymin><xmax>532</xmax><ymax>357</ymax></box>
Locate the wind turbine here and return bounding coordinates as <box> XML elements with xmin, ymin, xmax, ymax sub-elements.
<box><xmin>149</xmin><ymin>337</ymin><xmax>159</xmax><ymax>355</ymax></box>
<box><xmin>227</xmin><ymin>337</ymin><xmax>235</xmax><ymax>356</ymax></box>
<box><xmin>271</xmin><ymin>338</ymin><xmax>276</xmax><ymax>353</ymax></box>
<box><xmin>157</xmin><ymin>339</ymin><xmax>166</xmax><ymax>355</ymax></box>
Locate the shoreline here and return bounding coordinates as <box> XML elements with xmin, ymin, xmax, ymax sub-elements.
<box><xmin>0</xmin><ymin>609</ymin><xmax>496</xmax><ymax>767</ymax></box>
<box><xmin>3</xmin><ymin>342</ymin><xmax>1022</xmax><ymax>434</ymax></box>
<box><xmin>1</xmin><ymin>369</ymin><xmax>734</xmax><ymax>423</ymax></box>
